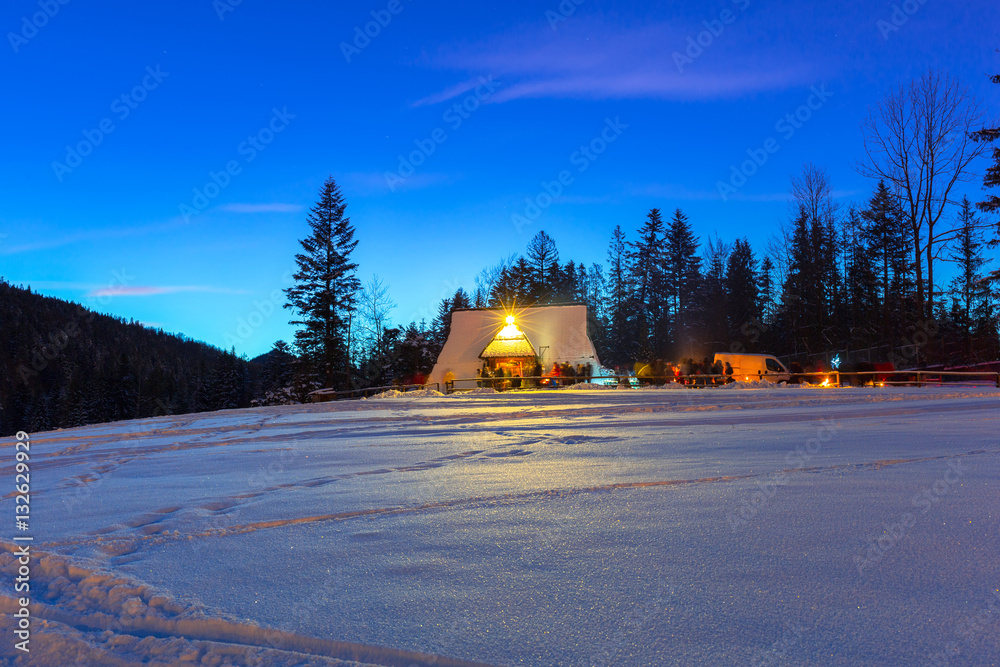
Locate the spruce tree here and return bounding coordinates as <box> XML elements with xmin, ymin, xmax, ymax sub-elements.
<box><xmin>843</xmin><ymin>206</ymin><xmax>880</xmax><ymax>349</ymax></box>
<box><xmin>862</xmin><ymin>179</ymin><xmax>912</xmax><ymax>345</ymax></box>
<box><xmin>665</xmin><ymin>208</ymin><xmax>702</xmax><ymax>353</ymax></box>
<box><xmin>973</xmin><ymin>67</ymin><xmax>1000</xmax><ymax>217</ymax></box>
<box><xmin>947</xmin><ymin>197</ymin><xmax>991</xmax><ymax>355</ymax></box>
<box><xmin>759</xmin><ymin>257</ymin><xmax>776</xmax><ymax>325</ymax></box>
<box><xmin>697</xmin><ymin>236</ymin><xmax>730</xmax><ymax>351</ymax></box>
<box><xmin>429</xmin><ymin>296</ymin><xmax>453</xmax><ymax>353</ymax></box>
<box><xmin>605</xmin><ymin>224</ymin><xmax>632</xmax><ymax>364</ymax></box>
<box><xmin>628</xmin><ymin>208</ymin><xmax>668</xmax><ymax>357</ymax></box>
<box><xmin>725</xmin><ymin>238</ymin><xmax>759</xmax><ymax>344</ymax></box>
<box><xmin>525</xmin><ymin>231</ymin><xmax>560</xmax><ymax>303</ymax></box>
<box><xmin>284</xmin><ymin>176</ymin><xmax>361</xmax><ymax>389</ymax></box>
<box><xmin>778</xmin><ymin>206</ymin><xmax>814</xmax><ymax>353</ymax></box>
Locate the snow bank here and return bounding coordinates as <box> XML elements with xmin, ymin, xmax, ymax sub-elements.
<box><xmin>0</xmin><ymin>544</ymin><xmax>489</xmax><ymax>667</ymax></box>
<box><xmin>364</xmin><ymin>389</ymin><xmax>445</xmax><ymax>400</ymax></box>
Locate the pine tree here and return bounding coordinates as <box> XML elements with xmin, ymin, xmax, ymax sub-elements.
<box><xmin>843</xmin><ymin>206</ymin><xmax>880</xmax><ymax>349</ymax></box>
<box><xmin>697</xmin><ymin>236</ymin><xmax>730</xmax><ymax>350</ymax></box>
<box><xmin>284</xmin><ymin>176</ymin><xmax>361</xmax><ymax>389</ymax></box>
<box><xmin>725</xmin><ymin>238</ymin><xmax>759</xmax><ymax>344</ymax></box>
<box><xmin>973</xmin><ymin>67</ymin><xmax>1000</xmax><ymax>217</ymax></box>
<box><xmin>628</xmin><ymin>209</ymin><xmax>668</xmax><ymax>357</ymax></box>
<box><xmin>778</xmin><ymin>205</ymin><xmax>814</xmax><ymax>353</ymax></box>
<box><xmin>605</xmin><ymin>225</ymin><xmax>632</xmax><ymax>364</ymax></box>
<box><xmin>261</xmin><ymin>340</ymin><xmax>296</xmax><ymax>399</ymax></box>
<box><xmin>429</xmin><ymin>296</ymin><xmax>453</xmax><ymax>354</ymax></box>
<box><xmin>948</xmin><ymin>197</ymin><xmax>992</xmax><ymax>356</ymax></box>
<box><xmin>395</xmin><ymin>322</ymin><xmax>437</xmax><ymax>381</ymax></box>
<box><xmin>759</xmin><ymin>257</ymin><xmax>776</xmax><ymax>325</ymax></box>
<box><xmin>429</xmin><ymin>288</ymin><xmax>472</xmax><ymax>355</ymax></box>
<box><xmin>665</xmin><ymin>208</ymin><xmax>702</xmax><ymax>353</ymax></box>
<box><xmin>490</xmin><ymin>257</ymin><xmax>531</xmax><ymax>306</ymax></box>
<box><xmin>862</xmin><ymin>179</ymin><xmax>913</xmax><ymax>345</ymax></box>
<box><xmin>525</xmin><ymin>231</ymin><xmax>560</xmax><ymax>303</ymax></box>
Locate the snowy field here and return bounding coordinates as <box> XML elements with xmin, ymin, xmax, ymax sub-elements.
<box><xmin>2</xmin><ymin>384</ymin><xmax>999</xmax><ymax>666</ymax></box>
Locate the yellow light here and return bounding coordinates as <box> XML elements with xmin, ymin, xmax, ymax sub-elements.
<box><xmin>821</xmin><ymin>378</ymin><xmax>830</xmax><ymax>387</ymax></box>
<box><xmin>505</xmin><ymin>315</ymin><xmax>515</xmax><ymax>325</ymax></box>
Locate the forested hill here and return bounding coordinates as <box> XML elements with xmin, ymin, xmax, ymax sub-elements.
<box><xmin>0</xmin><ymin>280</ymin><xmax>257</xmax><ymax>436</ymax></box>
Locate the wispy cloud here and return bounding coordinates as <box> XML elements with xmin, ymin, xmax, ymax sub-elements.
<box><xmin>341</xmin><ymin>171</ymin><xmax>459</xmax><ymax>194</ymax></box>
<box><xmin>626</xmin><ymin>183</ymin><xmax>722</xmax><ymax>201</ymax></box>
<box><xmin>218</xmin><ymin>203</ymin><xmax>304</xmax><ymax>214</ymax></box>
<box><xmin>410</xmin><ymin>79</ymin><xmax>483</xmax><ymax>108</ymax></box>
<box><xmin>85</xmin><ymin>285</ymin><xmax>250</xmax><ymax>297</ymax></box>
<box><xmin>626</xmin><ymin>185</ymin><xmax>860</xmax><ymax>203</ymax></box>
<box><xmin>417</xmin><ymin>20</ymin><xmax>812</xmax><ymax>105</ymax></box>
<box><xmin>0</xmin><ymin>221</ymin><xmax>186</xmax><ymax>255</ymax></box>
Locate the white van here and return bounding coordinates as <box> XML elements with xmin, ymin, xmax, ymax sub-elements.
<box><xmin>713</xmin><ymin>353</ymin><xmax>791</xmax><ymax>383</ymax></box>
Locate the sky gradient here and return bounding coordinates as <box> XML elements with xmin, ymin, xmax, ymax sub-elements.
<box><xmin>2</xmin><ymin>0</ymin><xmax>998</xmax><ymax>357</ymax></box>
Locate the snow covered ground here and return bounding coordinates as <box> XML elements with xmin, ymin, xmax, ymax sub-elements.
<box><xmin>2</xmin><ymin>385</ymin><xmax>999</xmax><ymax>666</ymax></box>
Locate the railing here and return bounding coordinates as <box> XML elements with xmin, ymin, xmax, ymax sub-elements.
<box><xmin>832</xmin><ymin>370</ymin><xmax>1000</xmax><ymax>388</ymax></box>
<box><xmin>442</xmin><ymin>371</ymin><xmax>1000</xmax><ymax>394</ymax></box>
<box><xmin>444</xmin><ymin>374</ymin><xmax>757</xmax><ymax>393</ymax></box>
<box><xmin>310</xmin><ymin>383</ymin><xmax>440</xmax><ymax>401</ymax></box>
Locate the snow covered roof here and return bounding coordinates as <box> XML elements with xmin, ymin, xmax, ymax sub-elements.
<box><xmin>479</xmin><ymin>320</ymin><xmax>537</xmax><ymax>359</ymax></box>
<box><xmin>428</xmin><ymin>304</ymin><xmax>600</xmax><ymax>389</ymax></box>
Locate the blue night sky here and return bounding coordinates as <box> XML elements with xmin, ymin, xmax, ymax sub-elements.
<box><xmin>2</xmin><ymin>0</ymin><xmax>998</xmax><ymax>358</ymax></box>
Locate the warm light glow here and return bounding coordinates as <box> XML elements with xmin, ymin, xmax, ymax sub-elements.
<box><xmin>497</xmin><ymin>324</ymin><xmax>521</xmax><ymax>338</ymax></box>
<box><xmin>821</xmin><ymin>378</ymin><xmax>830</xmax><ymax>387</ymax></box>
<box><xmin>505</xmin><ymin>315</ymin><xmax>515</xmax><ymax>325</ymax></box>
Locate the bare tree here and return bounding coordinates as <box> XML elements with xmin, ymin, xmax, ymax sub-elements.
<box><xmin>765</xmin><ymin>223</ymin><xmax>793</xmax><ymax>292</ymax></box>
<box><xmin>790</xmin><ymin>163</ymin><xmax>839</xmax><ymax>228</ymax></box>
<box><xmin>356</xmin><ymin>274</ymin><xmax>396</xmax><ymax>365</ymax></box>
<box><xmin>858</xmin><ymin>70</ymin><xmax>987</xmax><ymax>319</ymax></box>
<box><xmin>472</xmin><ymin>254</ymin><xmax>517</xmax><ymax>307</ymax></box>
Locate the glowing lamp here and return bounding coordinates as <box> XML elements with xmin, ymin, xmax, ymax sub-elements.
<box><xmin>506</xmin><ymin>315</ymin><xmax>515</xmax><ymax>325</ymax></box>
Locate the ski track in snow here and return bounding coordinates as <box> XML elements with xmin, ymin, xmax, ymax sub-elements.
<box><xmin>2</xmin><ymin>385</ymin><xmax>999</xmax><ymax>665</ymax></box>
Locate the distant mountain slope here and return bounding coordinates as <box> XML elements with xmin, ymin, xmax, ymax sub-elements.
<box><xmin>0</xmin><ymin>279</ymin><xmax>257</xmax><ymax>435</ymax></box>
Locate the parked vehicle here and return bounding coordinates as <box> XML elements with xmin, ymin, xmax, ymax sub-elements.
<box><xmin>713</xmin><ymin>353</ymin><xmax>791</xmax><ymax>383</ymax></box>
